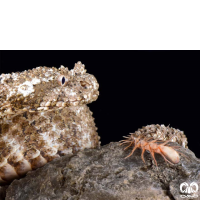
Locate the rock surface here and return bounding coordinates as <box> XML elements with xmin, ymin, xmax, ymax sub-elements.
<box><xmin>2</xmin><ymin>142</ymin><xmax>200</xmax><ymax>200</ymax></box>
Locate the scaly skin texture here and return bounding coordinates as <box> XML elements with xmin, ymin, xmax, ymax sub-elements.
<box><xmin>0</xmin><ymin>61</ymin><xmax>99</xmax><ymax>118</ymax></box>
<box><xmin>133</xmin><ymin>124</ymin><xmax>188</xmax><ymax>148</ymax></box>
<box><xmin>0</xmin><ymin>62</ymin><xmax>100</xmax><ymax>184</ymax></box>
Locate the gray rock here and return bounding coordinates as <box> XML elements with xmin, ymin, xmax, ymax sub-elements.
<box><xmin>4</xmin><ymin>142</ymin><xmax>200</xmax><ymax>200</ymax></box>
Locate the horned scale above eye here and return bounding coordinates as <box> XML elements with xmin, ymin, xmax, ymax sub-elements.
<box><xmin>0</xmin><ymin>62</ymin><xmax>100</xmax><ymax>184</ymax></box>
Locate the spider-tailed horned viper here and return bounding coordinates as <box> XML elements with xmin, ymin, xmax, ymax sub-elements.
<box><xmin>0</xmin><ymin>61</ymin><xmax>100</xmax><ymax>184</ymax></box>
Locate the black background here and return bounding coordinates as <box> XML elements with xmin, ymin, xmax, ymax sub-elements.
<box><xmin>0</xmin><ymin>51</ymin><xmax>199</xmax><ymax>158</ymax></box>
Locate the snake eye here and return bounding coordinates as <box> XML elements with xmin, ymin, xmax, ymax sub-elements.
<box><xmin>58</xmin><ymin>75</ymin><xmax>68</xmax><ymax>86</ymax></box>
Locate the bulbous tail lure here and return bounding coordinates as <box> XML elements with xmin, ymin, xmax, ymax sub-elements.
<box><xmin>120</xmin><ymin>130</ymin><xmax>188</xmax><ymax>166</ymax></box>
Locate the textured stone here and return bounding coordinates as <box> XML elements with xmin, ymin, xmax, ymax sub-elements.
<box><xmin>4</xmin><ymin>142</ymin><xmax>200</xmax><ymax>200</ymax></box>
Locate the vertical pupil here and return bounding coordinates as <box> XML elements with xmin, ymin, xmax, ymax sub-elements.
<box><xmin>62</xmin><ymin>77</ymin><xmax>65</xmax><ymax>85</ymax></box>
